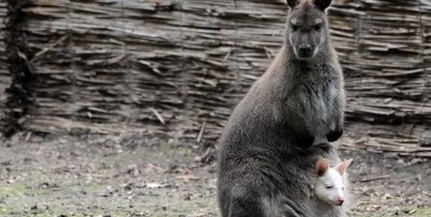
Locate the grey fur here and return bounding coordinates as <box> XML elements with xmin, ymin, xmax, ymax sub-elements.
<box><xmin>217</xmin><ymin>0</ymin><xmax>345</xmax><ymax>216</ymax></box>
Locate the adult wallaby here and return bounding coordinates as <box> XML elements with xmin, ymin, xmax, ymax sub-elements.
<box><xmin>217</xmin><ymin>0</ymin><xmax>345</xmax><ymax>216</ymax></box>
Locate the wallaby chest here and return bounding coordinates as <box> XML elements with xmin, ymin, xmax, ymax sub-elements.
<box><xmin>289</xmin><ymin>64</ymin><xmax>340</xmax><ymax>142</ymax></box>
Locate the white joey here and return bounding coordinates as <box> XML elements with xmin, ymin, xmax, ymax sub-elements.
<box><xmin>314</xmin><ymin>158</ymin><xmax>353</xmax><ymax>206</ymax></box>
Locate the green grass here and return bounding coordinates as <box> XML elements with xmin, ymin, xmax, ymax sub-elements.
<box><xmin>412</xmin><ymin>207</ymin><xmax>431</xmax><ymax>217</ymax></box>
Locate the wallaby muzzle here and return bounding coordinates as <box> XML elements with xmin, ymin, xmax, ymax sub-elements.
<box><xmin>296</xmin><ymin>43</ymin><xmax>315</xmax><ymax>59</ymax></box>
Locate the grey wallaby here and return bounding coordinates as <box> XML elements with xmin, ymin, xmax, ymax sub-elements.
<box><xmin>217</xmin><ymin>0</ymin><xmax>346</xmax><ymax>216</ymax></box>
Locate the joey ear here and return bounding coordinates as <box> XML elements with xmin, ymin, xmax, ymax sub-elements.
<box><xmin>287</xmin><ymin>0</ymin><xmax>300</xmax><ymax>8</ymax></box>
<box><xmin>316</xmin><ymin>158</ymin><xmax>330</xmax><ymax>176</ymax></box>
<box><xmin>313</xmin><ymin>0</ymin><xmax>332</xmax><ymax>11</ymax></box>
<box><xmin>336</xmin><ymin>158</ymin><xmax>353</xmax><ymax>176</ymax></box>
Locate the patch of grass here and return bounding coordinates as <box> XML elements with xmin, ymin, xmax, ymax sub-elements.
<box><xmin>412</xmin><ymin>207</ymin><xmax>431</xmax><ymax>217</ymax></box>
<box><xmin>0</xmin><ymin>183</ymin><xmax>27</xmax><ymax>196</ymax></box>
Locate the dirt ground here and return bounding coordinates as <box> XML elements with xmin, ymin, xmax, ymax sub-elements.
<box><xmin>0</xmin><ymin>133</ymin><xmax>430</xmax><ymax>217</ymax></box>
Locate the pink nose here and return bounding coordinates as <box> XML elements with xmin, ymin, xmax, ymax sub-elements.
<box><xmin>336</xmin><ymin>198</ymin><xmax>344</xmax><ymax>206</ymax></box>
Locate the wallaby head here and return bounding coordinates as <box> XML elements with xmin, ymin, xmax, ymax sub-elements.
<box><xmin>314</xmin><ymin>158</ymin><xmax>353</xmax><ymax>206</ymax></box>
<box><xmin>286</xmin><ymin>0</ymin><xmax>332</xmax><ymax>60</ymax></box>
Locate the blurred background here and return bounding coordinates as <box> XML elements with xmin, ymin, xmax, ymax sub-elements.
<box><xmin>1</xmin><ymin>0</ymin><xmax>430</xmax><ymax>155</ymax></box>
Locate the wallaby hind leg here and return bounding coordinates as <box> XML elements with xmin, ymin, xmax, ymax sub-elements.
<box><xmin>224</xmin><ymin>184</ymin><xmax>267</xmax><ymax>217</ymax></box>
<box><xmin>227</xmin><ymin>189</ymin><xmax>305</xmax><ymax>217</ymax></box>
<box><xmin>228</xmin><ymin>200</ymin><xmax>264</xmax><ymax>217</ymax></box>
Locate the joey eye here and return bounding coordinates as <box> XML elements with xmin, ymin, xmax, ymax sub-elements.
<box><xmin>314</xmin><ymin>24</ymin><xmax>322</xmax><ymax>31</ymax></box>
<box><xmin>326</xmin><ymin>185</ymin><xmax>333</xmax><ymax>189</ymax></box>
<box><xmin>291</xmin><ymin>25</ymin><xmax>299</xmax><ymax>31</ymax></box>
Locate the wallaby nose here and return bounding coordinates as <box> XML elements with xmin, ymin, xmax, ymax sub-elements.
<box><xmin>299</xmin><ymin>44</ymin><xmax>311</xmax><ymax>52</ymax></box>
<box><xmin>299</xmin><ymin>43</ymin><xmax>311</xmax><ymax>50</ymax></box>
<box><xmin>297</xmin><ymin>44</ymin><xmax>313</xmax><ymax>58</ymax></box>
<box><xmin>336</xmin><ymin>198</ymin><xmax>344</xmax><ymax>206</ymax></box>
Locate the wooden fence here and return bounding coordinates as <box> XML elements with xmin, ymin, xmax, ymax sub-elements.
<box><xmin>1</xmin><ymin>0</ymin><xmax>430</xmax><ymax>156</ymax></box>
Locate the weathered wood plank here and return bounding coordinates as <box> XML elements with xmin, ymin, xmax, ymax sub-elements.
<box><xmin>1</xmin><ymin>0</ymin><xmax>429</xmax><ymax>156</ymax></box>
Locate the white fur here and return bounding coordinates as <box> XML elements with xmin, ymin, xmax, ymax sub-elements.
<box><xmin>313</xmin><ymin>159</ymin><xmax>353</xmax><ymax>217</ymax></box>
<box><xmin>314</xmin><ymin>167</ymin><xmax>345</xmax><ymax>206</ymax></box>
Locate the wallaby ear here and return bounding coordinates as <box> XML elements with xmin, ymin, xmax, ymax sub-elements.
<box><xmin>336</xmin><ymin>158</ymin><xmax>353</xmax><ymax>176</ymax></box>
<box><xmin>287</xmin><ymin>0</ymin><xmax>300</xmax><ymax>8</ymax></box>
<box><xmin>313</xmin><ymin>0</ymin><xmax>332</xmax><ymax>11</ymax></box>
<box><xmin>316</xmin><ymin>158</ymin><xmax>330</xmax><ymax>176</ymax></box>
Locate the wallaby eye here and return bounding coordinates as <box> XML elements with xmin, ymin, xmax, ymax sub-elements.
<box><xmin>291</xmin><ymin>25</ymin><xmax>299</xmax><ymax>31</ymax></box>
<box><xmin>326</xmin><ymin>185</ymin><xmax>333</xmax><ymax>189</ymax></box>
<box><xmin>314</xmin><ymin>24</ymin><xmax>322</xmax><ymax>31</ymax></box>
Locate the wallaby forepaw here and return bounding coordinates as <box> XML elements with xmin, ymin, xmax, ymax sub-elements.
<box><xmin>326</xmin><ymin>128</ymin><xmax>343</xmax><ymax>142</ymax></box>
<box><xmin>299</xmin><ymin>136</ymin><xmax>315</xmax><ymax>149</ymax></box>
